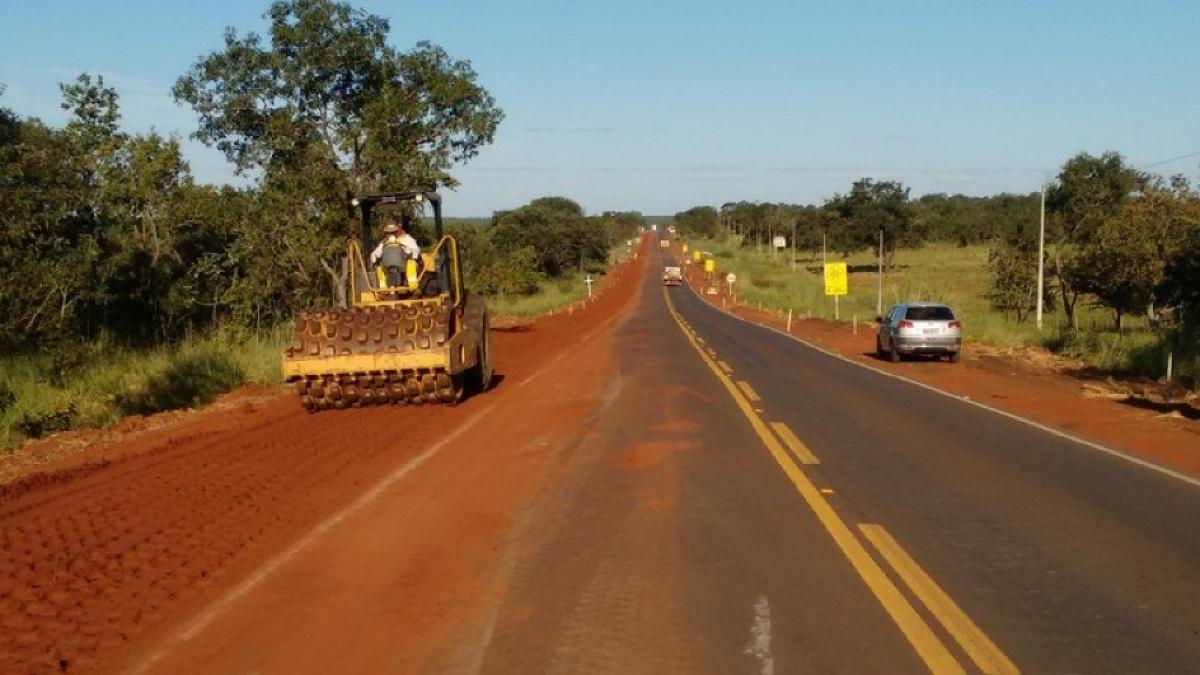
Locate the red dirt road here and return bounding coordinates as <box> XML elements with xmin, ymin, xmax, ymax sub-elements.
<box><xmin>0</xmin><ymin>242</ymin><xmax>647</xmax><ymax>674</ymax></box>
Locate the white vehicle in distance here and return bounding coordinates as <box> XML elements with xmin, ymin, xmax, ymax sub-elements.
<box><xmin>876</xmin><ymin>302</ymin><xmax>962</xmax><ymax>363</ymax></box>
<box><xmin>662</xmin><ymin>266</ymin><xmax>682</xmax><ymax>286</ymax></box>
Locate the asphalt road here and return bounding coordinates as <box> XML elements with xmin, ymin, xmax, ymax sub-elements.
<box><xmin>461</xmin><ymin>249</ymin><xmax>1200</xmax><ymax>674</ymax></box>
<box><xmin>94</xmin><ymin>242</ymin><xmax>1200</xmax><ymax>674</ymax></box>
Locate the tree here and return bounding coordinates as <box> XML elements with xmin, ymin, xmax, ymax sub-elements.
<box><xmin>1045</xmin><ymin>152</ymin><xmax>1148</xmax><ymax>325</ymax></box>
<box><xmin>986</xmin><ymin>218</ymin><xmax>1054</xmax><ymax>323</ymax></box>
<box><xmin>490</xmin><ymin>197</ymin><xmax>607</xmax><ymax>277</ymax></box>
<box><xmin>1161</xmin><ymin>224</ymin><xmax>1200</xmax><ymax>318</ymax></box>
<box><xmin>598</xmin><ymin>211</ymin><xmax>645</xmax><ymax>244</ymax></box>
<box><xmin>472</xmin><ymin>246</ymin><xmax>544</xmax><ymax>296</ymax></box>
<box><xmin>0</xmin><ymin>85</ymin><xmax>109</xmax><ymax>347</ymax></box>
<box><xmin>791</xmin><ymin>205</ymin><xmax>827</xmax><ymax>258</ymax></box>
<box><xmin>173</xmin><ymin>0</ymin><xmax>503</xmax><ymax>304</ymax></box>
<box><xmin>824</xmin><ymin>178</ymin><xmax>919</xmax><ymax>266</ymax></box>
<box><xmin>1072</xmin><ymin>177</ymin><xmax>1200</xmax><ymax>324</ymax></box>
<box><xmin>913</xmin><ymin>192</ymin><xmax>1039</xmax><ymax>246</ymax></box>
<box><xmin>673</xmin><ymin>206</ymin><xmax>719</xmax><ymax>238</ymax></box>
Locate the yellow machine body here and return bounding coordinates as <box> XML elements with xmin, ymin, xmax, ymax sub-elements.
<box><xmin>281</xmin><ymin>192</ymin><xmax>492</xmax><ymax>410</ymax></box>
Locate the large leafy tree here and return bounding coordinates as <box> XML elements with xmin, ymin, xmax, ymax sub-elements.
<box><xmin>824</xmin><ymin>178</ymin><xmax>920</xmax><ymax>266</ymax></box>
<box><xmin>1045</xmin><ymin>152</ymin><xmax>1148</xmax><ymax>324</ymax></box>
<box><xmin>1071</xmin><ymin>177</ymin><xmax>1200</xmax><ymax>324</ymax></box>
<box><xmin>490</xmin><ymin>197</ymin><xmax>608</xmax><ymax>278</ymax></box>
<box><xmin>0</xmin><ymin>81</ymin><xmax>110</xmax><ymax>347</ymax></box>
<box><xmin>1161</xmin><ymin>224</ymin><xmax>1200</xmax><ymax>319</ymax></box>
<box><xmin>172</xmin><ymin>0</ymin><xmax>503</xmax><ymax>304</ymax></box>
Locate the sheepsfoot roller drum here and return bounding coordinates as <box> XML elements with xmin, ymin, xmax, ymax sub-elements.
<box><xmin>281</xmin><ymin>191</ymin><xmax>492</xmax><ymax>411</ymax></box>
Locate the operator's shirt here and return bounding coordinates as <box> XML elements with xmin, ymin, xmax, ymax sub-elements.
<box><xmin>369</xmin><ymin>233</ymin><xmax>420</xmax><ymax>266</ymax></box>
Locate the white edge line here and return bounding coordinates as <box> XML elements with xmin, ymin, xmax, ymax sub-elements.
<box><xmin>678</xmin><ymin>282</ymin><xmax>1200</xmax><ymax>490</ymax></box>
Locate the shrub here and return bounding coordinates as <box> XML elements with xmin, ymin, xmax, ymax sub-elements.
<box><xmin>16</xmin><ymin>404</ymin><xmax>76</xmax><ymax>439</ymax></box>
<box><xmin>473</xmin><ymin>246</ymin><xmax>545</xmax><ymax>296</ymax></box>
<box><xmin>0</xmin><ymin>383</ymin><xmax>14</xmax><ymax>414</ymax></box>
<box><xmin>117</xmin><ymin>349</ymin><xmax>244</xmax><ymax>416</ymax></box>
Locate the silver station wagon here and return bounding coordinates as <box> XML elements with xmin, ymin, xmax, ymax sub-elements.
<box><xmin>876</xmin><ymin>302</ymin><xmax>962</xmax><ymax>362</ymax></box>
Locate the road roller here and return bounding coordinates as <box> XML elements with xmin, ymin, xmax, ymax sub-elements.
<box><xmin>281</xmin><ymin>191</ymin><xmax>492</xmax><ymax>410</ymax></box>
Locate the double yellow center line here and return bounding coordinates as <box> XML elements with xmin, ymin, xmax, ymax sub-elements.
<box><xmin>663</xmin><ymin>288</ymin><xmax>1017</xmax><ymax>675</ymax></box>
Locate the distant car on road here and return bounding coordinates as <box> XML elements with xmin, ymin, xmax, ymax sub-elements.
<box><xmin>876</xmin><ymin>302</ymin><xmax>962</xmax><ymax>362</ymax></box>
<box><xmin>662</xmin><ymin>266</ymin><xmax>682</xmax><ymax>286</ymax></box>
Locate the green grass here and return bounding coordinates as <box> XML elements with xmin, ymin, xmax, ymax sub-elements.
<box><xmin>684</xmin><ymin>235</ymin><xmax>1192</xmax><ymax>385</ymax></box>
<box><xmin>1</xmin><ymin>327</ymin><xmax>286</xmax><ymax>452</ymax></box>
<box><xmin>690</xmin><ymin>238</ymin><xmax>1136</xmax><ymax>344</ymax></box>
<box><xmin>485</xmin><ymin>275</ymin><xmax>591</xmax><ymax>316</ymax></box>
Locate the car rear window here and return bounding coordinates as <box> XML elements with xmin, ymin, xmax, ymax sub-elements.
<box><xmin>906</xmin><ymin>306</ymin><xmax>955</xmax><ymax>321</ymax></box>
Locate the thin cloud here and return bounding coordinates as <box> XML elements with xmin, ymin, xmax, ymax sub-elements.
<box><xmin>522</xmin><ymin>126</ymin><xmax>619</xmax><ymax>135</ymax></box>
<box><xmin>769</xmin><ymin>164</ymin><xmax>1044</xmax><ymax>177</ymax></box>
<box><xmin>465</xmin><ymin>165</ymin><xmax>563</xmax><ymax>173</ymax></box>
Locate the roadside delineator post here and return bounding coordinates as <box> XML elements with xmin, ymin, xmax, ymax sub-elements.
<box><xmin>787</xmin><ymin>309</ymin><xmax>793</xmax><ymax>332</ymax></box>
<box><xmin>853</xmin><ymin>314</ymin><xmax>858</xmax><ymax>335</ymax></box>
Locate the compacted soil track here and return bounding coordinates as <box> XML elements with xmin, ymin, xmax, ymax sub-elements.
<box><xmin>0</xmin><ymin>243</ymin><xmax>647</xmax><ymax>674</ymax></box>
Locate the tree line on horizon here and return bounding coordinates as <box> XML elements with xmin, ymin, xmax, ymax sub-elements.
<box><xmin>672</xmin><ymin>154</ymin><xmax>1200</xmax><ymax>331</ymax></box>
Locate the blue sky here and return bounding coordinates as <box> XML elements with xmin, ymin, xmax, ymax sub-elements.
<box><xmin>3</xmin><ymin>0</ymin><xmax>1198</xmax><ymax>216</ymax></box>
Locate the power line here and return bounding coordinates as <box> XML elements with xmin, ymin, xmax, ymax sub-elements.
<box><xmin>1141</xmin><ymin>150</ymin><xmax>1200</xmax><ymax>169</ymax></box>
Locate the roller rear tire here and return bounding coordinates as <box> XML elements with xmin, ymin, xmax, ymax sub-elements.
<box><xmin>467</xmin><ymin>314</ymin><xmax>493</xmax><ymax>395</ymax></box>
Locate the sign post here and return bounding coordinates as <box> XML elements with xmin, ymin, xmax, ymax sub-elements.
<box><xmin>824</xmin><ymin>262</ymin><xmax>848</xmax><ymax>320</ymax></box>
<box><xmin>726</xmin><ymin>272</ymin><xmax>737</xmax><ymax>301</ymax></box>
<box><xmin>585</xmin><ymin>274</ymin><xmax>594</xmax><ymax>299</ymax></box>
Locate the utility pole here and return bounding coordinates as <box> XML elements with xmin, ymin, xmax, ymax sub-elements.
<box><xmin>877</xmin><ymin>229</ymin><xmax>884</xmax><ymax>317</ymax></box>
<box><xmin>1036</xmin><ymin>183</ymin><xmax>1046</xmax><ymax>330</ymax></box>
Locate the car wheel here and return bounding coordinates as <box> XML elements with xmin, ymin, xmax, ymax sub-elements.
<box><xmin>875</xmin><ymin>336</ymin><xmax>886</xmax><ymax>358</ymax></box>
<box><xmin>948</xmin><ymin>350</ymin><xmax>961</xmax><ymax>363</ymax></box>
<box><xmin>887</xmin><ymin>338</ymin><xmax>901</xmax><ymax>363</ymax></box>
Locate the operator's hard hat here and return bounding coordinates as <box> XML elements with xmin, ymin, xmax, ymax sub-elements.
<box><xmin>382</xmin><ymin>223</ymin><xmax>400</xmax><ymax>234</ymax></box>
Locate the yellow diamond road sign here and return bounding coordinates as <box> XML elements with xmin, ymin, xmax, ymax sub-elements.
<box><xmin>824</xmin><ymin>262</ymin><xmax>848</xmax><ymax>296</ymax></box>
<box><xmin>704</xmin><ymin>259</ymin><xmax>715</xmax><ymax>273</ymax></box>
